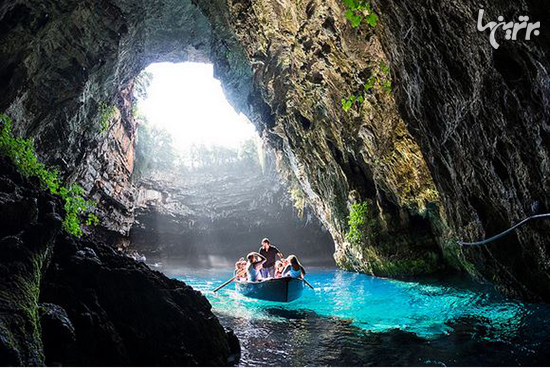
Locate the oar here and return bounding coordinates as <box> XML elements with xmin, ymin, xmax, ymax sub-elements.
<box><xmin>301</xmin><ymin>278</ymin><xmax>315</xmax><ymax>290</ymax></box>
<box><xmin>213</xmin><ymin>276</ymin><xmax>236</xmax><ymax>292</ymax></box>
<box><xmin>213</xmin><ymin>271</ymin><xmax>246</xmax><ymax>293</ymax></box>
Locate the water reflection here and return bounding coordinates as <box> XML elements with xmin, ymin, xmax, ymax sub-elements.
<box><xmin>172</xmin><ymin>268</ymin><xmax>550</xmax><ymax>366</ymax></box>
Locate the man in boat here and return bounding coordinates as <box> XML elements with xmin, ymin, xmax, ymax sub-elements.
<box><xmin>258</xmin><ymin>238</ymin><xmax>285</xmax><ymax>278</ymax></box>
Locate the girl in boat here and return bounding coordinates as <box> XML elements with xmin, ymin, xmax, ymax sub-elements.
<box><xmin>234</xmin><ymin>257</ymin><xmax>247</xmax><ymax>280</ymax></box>
<box><xmin>283</xmin><ymin>255</ymin><xmax>306</xmax><ymax>279</ymax></box>
<box><xmin>274</xmin><ymin>260</ymin><xmax>286</xmax><ymax>278</ymax></box>
<box><xmin>246</xmin><ymin>252</ymin><xmax>266</xmax><ymax>282</ymax></box>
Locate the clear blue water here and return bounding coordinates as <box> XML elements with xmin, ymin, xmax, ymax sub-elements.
<box><xmin>171</xmin><ymin>268</ymin><xmax>550</xmax><ymax>366</ymax></box>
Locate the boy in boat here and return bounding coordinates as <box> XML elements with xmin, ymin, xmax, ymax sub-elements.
<box><xmin>258</xmin><ymin>238</ymin><xmax>285</xmax><ymax>278</ymax></box>
<box><xmin>282</xmin><ymin>255</ymin><xmax>306</xmax><ymax>278</ymax></box>
<box><xmin>246</xmin><ymin>252</ymin><xmax>266</xmax><ymax>282</ymax></box>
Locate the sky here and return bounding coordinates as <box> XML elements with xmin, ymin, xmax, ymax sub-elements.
<box><xmin>137</xmin><ymin>62</ymin><xmax>257</xmax><ymax>150</ymax></box>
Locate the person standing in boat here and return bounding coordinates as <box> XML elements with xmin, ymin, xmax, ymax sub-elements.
<box><xmin>258</xmin><ymin>238</ymin><xmax>285</xmax><ymax>278</ymax></box>
<box><xmin>282</xmin><ymin>255</ymin><xmax>306</xmax><ymax>278</ymax></box>
<box><xmin>246</xmin><ymin>252</ymin><xmax>266</xmax><ymax>282</ymax></box>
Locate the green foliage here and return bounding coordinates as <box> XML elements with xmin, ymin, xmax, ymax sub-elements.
<box><xmin>341</xmin><ymin>94</ymin><xmax>364</xmax><ymax>112</ymax></box>
<box><xmin>379</xmin><ymin>61</ymin><xmax>391</xmax><ymax>75</ymax></box>
<box><xmin>0</xmin><ymin>114</ymin><xmax>98</xmax><ymax>237</ymax></box>
<box><xmin>343</xmin><ymin>0</ymin><xmax>378</xmax><ymax>28</ymax></box>
<box><xmin>346</xmin><ymin>201</ymin><xmax>371</xmax><ymax>245</ymax></box>
<box><xmin>237</xmin><ymin>139</ymin><xmax>259</xmax><ymax>164</ymax></box>
<box><xmin>97</xmin><ymin>102</ymin><xmax>118</xmax><ymax>133</ymax></box>
<box><xmin>133</xmin><ymin>118</ymin><xmax>177</xmax><ymax>179</ymax></box>
<box><xmin>365</xmin><ymin>61</ymin><xmax>392</xmax><ymax>95</ymax></box>
<box><xmin>183</xmin><ymin>140</ymin><xmax>260</xmax><ymax>170</ymax></box>
<box><xmin>58</xmin><ymin>185</ymin><xmax>97</xmax><ymax>237</ymax></box>
<box><xmin>364</xmin><ymin>75</ymin><xmax>376</xmax><ymax>92</ymax></box>
<box><xmin>342</xmin><ymin>61</ymin><xmax>392</xmax><ymax>112</ymax></box>
<box><xmin>381</xmin><ymin>80</ymin><xmax>392</xmax><ymax>93</ymax></box>
<box><xmin>133</xmin><ymin>116</ymin><xmax>261</xmax><ymax>180</ymax></box>
<box><xmin>379</xmin><ymin>61</ymin><xmax>392</xmax><ymax>93</ymax></box>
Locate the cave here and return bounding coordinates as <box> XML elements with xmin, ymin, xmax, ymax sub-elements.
<box><xmin>127</xmin><ymin>61</ymin><xmax>335</xmax><ymax>269</ymax></box>
<box><xmin>1</xmin><ymin>0</ymin><xmax>549</xmax><ymax>366</ymax></box>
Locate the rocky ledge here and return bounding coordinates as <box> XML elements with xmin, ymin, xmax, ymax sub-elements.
<box><xmin>0</xmin><ymin>155</ymin><xmax>239</xmax><ymax>366</ymax></box>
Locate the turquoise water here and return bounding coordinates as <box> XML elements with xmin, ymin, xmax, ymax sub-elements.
<box><xmin>172</xmin><ymin>268</ymin><xmax>550</xmax><ymax>366</ymax></box>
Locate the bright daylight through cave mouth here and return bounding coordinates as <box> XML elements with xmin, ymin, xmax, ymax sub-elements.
<box><xmin>2</xmin><ymin>2</ymin><xmax>550</xmax><ymax>367</ymax></box>
<box><xmin>137</xmin><ymin>62</ymin><xmax>257</xmax><ymax>152</ymax></box>
<box><xmin>130</xmin><ymin>62</ymin><xmax>336</xmax><ymax>272</ymax></box>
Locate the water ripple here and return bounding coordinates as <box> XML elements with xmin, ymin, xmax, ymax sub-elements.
<box><xmin>171</xmin><ymin>268</ymin><xmax>550</xmax><ymax>366</ymax></box>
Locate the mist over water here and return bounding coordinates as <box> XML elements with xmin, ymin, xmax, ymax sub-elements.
<box><xmin>154</xmin><ymin>250</ymin><xmax>336</xmax><ymax>273</ymax></box>
<box><xmin>166</xmin><ymin>268</ymin><xmax>550</xmax><ymax>366</ymax></box>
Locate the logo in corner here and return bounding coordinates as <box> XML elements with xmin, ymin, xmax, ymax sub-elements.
<box><xmin>477</xmin><ymin>8</ymin><xmax>541</xmax><ymax>49</ymax></box>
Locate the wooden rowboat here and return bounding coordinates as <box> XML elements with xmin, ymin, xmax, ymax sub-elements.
<box><xmin>235</xmin><ymin>276</ymin><xmax>305</xmax><ymax>302</ymax></box>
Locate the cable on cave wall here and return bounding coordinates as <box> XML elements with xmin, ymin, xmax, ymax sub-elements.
<box><xmin>457</xmin><ymin>213</ymin><xmax>550</xmax><ymax>246</ymax></box>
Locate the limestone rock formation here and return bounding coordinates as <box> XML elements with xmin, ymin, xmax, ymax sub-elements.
<box><xmin>372</xmin><ymin>0</ymin><xmax>550</xmax><ymax>299</ymax></box>
<box><xmin>195</xmin><ymin>0</ymin><xmax>550</xmax><ymax>298</ymax></box>
<box><xmin>0</xmin><ymin>155</ymin><xmax>61</xmax><ymax>366</ymax></box>
<box><xmin>200</xmin><ymin>0</ymin><xmax>445</xmax><ymax>277</ymax></box>
<box><xmin>0</xmin><ymin>155</ymin><xmax>238</xmax><ymax>366</ymax></box>
<box><xmin>40</xmin><ymin>234</ymin><xmax>239</xmax><ymax>366</ymax></box>
<box><xmin>68</xmin><ymin>83</ymin><xmax>138</xmax><ymax>239</ymax></box>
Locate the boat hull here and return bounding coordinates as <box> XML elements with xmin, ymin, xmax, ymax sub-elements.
<box><xmin>235</xmin><ymin>277</ymin><xmax>305</xmax><ymax>302</ymax></box>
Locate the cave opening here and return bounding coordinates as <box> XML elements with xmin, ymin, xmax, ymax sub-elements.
<box><xmin>127</xmin><ymin>62</ymin><xmax>335</xmax><ymax>271</ymax></box>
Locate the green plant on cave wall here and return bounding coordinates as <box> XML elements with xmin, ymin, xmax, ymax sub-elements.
<box><xmin>0</xmin><ymin>114</ymin><xmax>99</xmax><ymax>237</ymax></box>
<box><xmin>97</xmin><ymin>102</ymin><xmax>118</xmax><ymax>133</ymax></box>
<box><xmin>379</xmin><ymin>61</ymin><xmax>392</xmax><ymax>93</ymax></box>
<box><xmin>342</xmin><ymin>61</ymin><xmax>393</xmax><ymax>112</ymax></box>
<box><xmin>341</xmin><ymin>94</ymin><xmax>364</xmax><ymax>112</ymax></box>
<box><xmin>346</xmin><ymin>201</ymin><xmax>378</xmax><ymax>246</ymax></box>
<box><xmin>343</xmin><ymin>0</ymin><xmax>379</xmax><ymax>28</ymax></box>
<box><xmin>364</xmin><ymin>61</ymin><xmax>392</xmax><ymax>95</ymax></box>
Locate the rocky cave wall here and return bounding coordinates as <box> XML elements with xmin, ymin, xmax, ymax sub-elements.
<box><xmin>0</xmin><ymin>155</ymin><xmax>238</xmax><ymax>365</ymax></box>
<box><xmin>0</xmin><ymin>0</ymin><xmax>442</xmax><ymax>277</ymax></box>
<box><xmin>199</xmin><ymin>0</ymin><xmax>445</xmax><ymax>279</ymax></box>
<box><xmin>371</xmin><ymin>0</ymin><xmax>550</xmax><ymax>300</ymax></box>
<box><xmin>0</xmin><ymin>0</ymin><xmax>549</xmax><ymax>303</ymax></box>
<box><xmin>0</xmin><ymin>1</ymin><xmax>242</xmax><ymax>365</ymax></box>
<box><xmin>196</xmin><ymin>0</ymin><xmax>550</xmax><ymax>300</ymax></box>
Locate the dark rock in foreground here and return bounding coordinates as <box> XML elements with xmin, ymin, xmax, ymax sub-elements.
<box><xmin>40</xmin><ymin>234</ymin><xmax>239</xmax><ymax>366</ymax></box>
<box><xmin>0</xmin><ymin>155</ymin><xmax>239</xmax><ymax>366</ymax></box>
